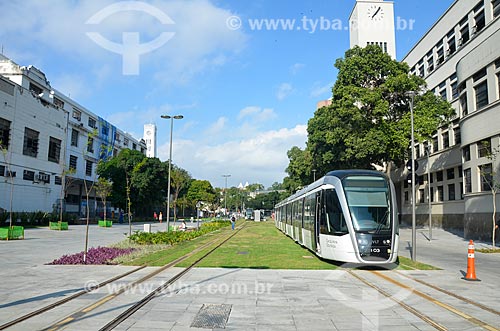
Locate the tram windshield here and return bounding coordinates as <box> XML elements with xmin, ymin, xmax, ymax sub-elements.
<box><xmin>343</xmin><ymin>176</ymin><xmax>391</xmax><ymax>233</ymax></box>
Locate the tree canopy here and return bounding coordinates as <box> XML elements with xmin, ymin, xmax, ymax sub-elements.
<box><xmin>287</xmin><ymin>45</ymin><xmax>454</xmax><ymax>185</ymax></box>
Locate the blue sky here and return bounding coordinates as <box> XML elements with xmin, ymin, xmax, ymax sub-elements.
<box><xmin>0</xmin><ymin>0</ymin><xmax>454</xmax><ymax>189</ymax></box>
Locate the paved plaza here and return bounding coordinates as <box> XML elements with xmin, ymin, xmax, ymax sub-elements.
<box><xmin>0</xmin><ymin>223</ymin><xmax>499</xmax><ymax>330</ymax></box>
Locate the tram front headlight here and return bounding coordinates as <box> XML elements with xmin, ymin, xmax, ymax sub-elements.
<box><xmin>357</xmin><ymin>238</ymin><xmax>369</xmax><ymax>246</ymax></box>
<box><xmin>383</xmin><ymin>239</ymin><xmax>391</xmax><ymax>245</ymax></box>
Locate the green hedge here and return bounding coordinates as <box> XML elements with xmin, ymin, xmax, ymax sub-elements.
<box><xmin>129</xmin><ymin>221</ymin><xmax>231</xmax><ymax>245</ymax></box>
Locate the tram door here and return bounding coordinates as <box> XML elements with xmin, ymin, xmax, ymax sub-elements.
<box><xmin>314</xmin><ymin>191</ymin><xmax>321</xmax><ymax>252</ymax></box>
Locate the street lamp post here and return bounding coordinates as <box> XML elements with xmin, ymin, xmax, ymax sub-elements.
<box><xmin>222</xmin><ymin>174</ymin><xmax>231</xmax><ymax>218</ymax></box>
<box><xmin>312</xmin><ymin>169</ymin><xmax>317</xmax><ymax>182</ymax></box>
<box><xmin>161</xmin><ymin>114</ymin><xmax>183</xmax><ymax>232</ymax></box>
<box><xmin>426</xmin><ymin>145</ymin><xmax>432</xmax><ymax>241</ymax></box>
<box><xmin>406</xmin><ymin>91</ymin><xmax>417</xmax><ymax>261</ymax></box>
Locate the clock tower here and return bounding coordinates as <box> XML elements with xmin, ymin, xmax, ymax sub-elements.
<box><xmin>143</xmin><ymin>123</ymin><xmax>157</xmax><ymax>158</ymax></box>
<box><xmin>349</xmin><ymin>0</ymin><xmax>396</xmax><ymax>58</ymax></box>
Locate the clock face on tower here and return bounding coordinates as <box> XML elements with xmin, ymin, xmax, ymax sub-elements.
<box><xmin>146</xmin><ymin>130</ymin><xmax>151</xmax><ymax>135</ymax></box>
<box><xmin>367</xmin><ymin>5</ymin><xmax>384</xmax><ymax>21</ymax></box>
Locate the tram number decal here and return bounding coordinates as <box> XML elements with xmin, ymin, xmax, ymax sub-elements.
<box><xmin>371</xmin><ymin>248</ymin><xmax>381</xmax><ymax>253</ymax></box>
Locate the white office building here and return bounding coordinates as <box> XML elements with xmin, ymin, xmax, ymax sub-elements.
<box><xmin>0</xmin><ymin>55</ymin><xmax>147</xmax><ymax>216</ymax></box>
<box><xmin>350</xmin><ymin>0</ymin><xmax>500</xmax><ymax>239</ymax></box>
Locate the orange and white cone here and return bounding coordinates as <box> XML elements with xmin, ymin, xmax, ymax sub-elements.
<box><xmin>463</xmin><ymin>240</ymin><xmax>480</xmax><ymax>281</ymax></box>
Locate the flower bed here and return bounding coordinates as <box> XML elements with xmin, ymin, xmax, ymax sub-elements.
<box><xmin>48</xmin><ymin>246</ymin><xmax>135</xmax><ymax>265</ymax></box>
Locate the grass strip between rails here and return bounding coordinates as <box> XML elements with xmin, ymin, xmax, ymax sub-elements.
<box><xmin>122</xmin><ymin>220</ymin><xmax>437</xmax><ymax>270</ymax></box>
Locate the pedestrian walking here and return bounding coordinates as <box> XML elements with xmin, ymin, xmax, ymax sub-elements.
<box><xmin>118</xmin><ymin>210</ymin><xmax>124</xmax><ymax>224</ymax></box>
<box><xmin>159</xmin><ymin>211</ymin><xmax>163</xmax><ymax>223</ymax></box>
<box><xmin>154</xmin><ymin>211</ymin><xmax>158</xmax><ymax>222</ymax></box>
<box><xmin>231</xmin><ymin>214</ymin><xmax>236</xmax><ymax>230</ymax></box>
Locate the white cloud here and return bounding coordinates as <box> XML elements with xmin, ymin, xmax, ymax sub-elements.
<box><xmin>310</xmin><ymin>81</ymin><xmax>333</xmax><ymax>98</ymax></box>
<box><xmin>290</xmin><ymin>63</ymin><xmax>305</xmax><ymax>75</ymax></box>
<box><xmin>162</xmin><ymin>124</ymin><xmax>308</xmax><ymax>188</ymax></box>
<box><xmin>276</xmin><ymin>83</ymin><xmax>293</xmax><ymax>101</ymax></box>
<box><xmin>238</xmin><ymin>106</ymin><xmax>276</xmax><ymax>123</ymax></box>
<box><xmin>205</xmin><ymin>117</ymin><xmax>227</xmax><ymax>135</ymax></box>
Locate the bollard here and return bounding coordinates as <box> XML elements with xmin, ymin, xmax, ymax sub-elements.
<box><xmin>463</xmin><ymin>240</ymin><xmax>480</xmax><ymax>281</ymax></box>
<box><xmin>143</xmin><ymin>224</ymin><xmax>151</xmax><ymax>233</ymax></box>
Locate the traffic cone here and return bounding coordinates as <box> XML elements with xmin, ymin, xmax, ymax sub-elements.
<box><xmin>463</xmin><ymin>240</ymin><xmax>480</xmax><ymax>281</ymax></box>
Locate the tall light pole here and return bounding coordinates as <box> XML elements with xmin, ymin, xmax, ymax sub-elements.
<box><xmin>161</xmin><ymin>114</ymin><xmax>183</xmax><ymax>232</ymax></box>
<box><xmin>222</xmin><ymin>174</ymin><xmax>231</xmax><ymax>218</ymax></box>
<box><xmin>312</xmin><ymin>169</ymin><xmax>317</xmax><ymax>182</ymax></box>
<box><xmin>426</xmin><ymin>145</ymin><xmax>432</xmax><ymax>241</ymax></box>
<box><xmin>406</xmin><ymin>91</ymin><xmax>417</xmax><ymax>261</ymax></box>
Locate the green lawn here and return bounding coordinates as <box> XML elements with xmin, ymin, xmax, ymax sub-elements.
<box><xmin>123</xmin><ymin>220</ymin><xmax>437</xmax><ymax>270</ymax></box>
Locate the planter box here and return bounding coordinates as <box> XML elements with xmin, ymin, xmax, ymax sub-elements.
<box><xmin>98</xmin><ymin>220</ymin><xmax>113</xmax><ymax>227</ymax></box>
<box><xmin>0</xmin><ymin>226</ymin><xmax>25</xmax><ymax>240</ymax></box>
<box><xmin>49</xmin><ymin>222</ymin><xmax>69</xmax><ymax>231</ymax></box>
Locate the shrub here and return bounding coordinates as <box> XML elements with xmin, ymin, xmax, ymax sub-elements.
<box><xmin>129</xmin><ymin>220</ymin><xmax>231</xmax><ymax>245</ymax></box>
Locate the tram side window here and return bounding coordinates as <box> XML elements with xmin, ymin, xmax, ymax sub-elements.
<box><xmin>303</xmin><ymin>193</ymin><xmax>315</xmax><ymax>232</ymax></box>
<box><xmin>320</xmin><ymin>189</ymin><xmax>348</xmax><ymax>236</ymax></box>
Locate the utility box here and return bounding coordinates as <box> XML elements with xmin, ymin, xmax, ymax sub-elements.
<box><xmin>144</xmin><ymin>224</ymin><xmax>151</xmax><ymax>233</ymax></box>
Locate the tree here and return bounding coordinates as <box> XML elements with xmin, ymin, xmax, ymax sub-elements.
<box><xmin>95</xmin><ymin>177</ymin><xmax>113</xmax><ymax>221</ymax></box>
<box><xmin>306</xmin><ymin>45</ymin><xmax>454</xmax><ymax>175</ymax></box>
<box><xmin>131</xmin><ymin>157</ymin><xmax>168</xmax><ymax>214</ymax></box>
<box><xmin>169</xmin><ymin>165</ymin><xmax>192</xmax><ymax>221</ymax></box>
<box><xmin>186</xmin><ymin>180</ymin><xmax>216</xmax><ymax>211</ymax></box>
<box><xmin>58</xmin><ymin>167</ymin><xmax>76</xmax><ymax>224</ymax></box>
<box><xmin>285</xmin><ymin>146</ymin><xmax>313</xmax><ymax>188</ymax></box>
<box><xmin>479</xmin><ymin>142</ymin><xmax>500</xmax><ymax>247</ymax></box>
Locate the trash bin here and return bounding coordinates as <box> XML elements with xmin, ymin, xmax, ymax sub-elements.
<box><xmin>144</xmin><ymin>224</ymin><xmax>151</xmax><ymax>233</ymax></box>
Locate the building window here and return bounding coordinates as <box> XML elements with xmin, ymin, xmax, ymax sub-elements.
<box><xmin>454</xmin><ymin>126</ymin><xmax>461</xmax><ymax>145</ymax></box>
<box><xmin>88</xmin><ymin>117</ymin><xmax>97</xmax><ymax>129</ymax></box>
<box><xmin>419</xmin><ymin>189</ymin><xmax>425</xmax><ymax>203</ymax></box>
<box><xmin>69</xmin><ymin>155</ymin><xmax>77</xmax><ymax>170</ymax></box>
<box><xmin>464</xmin><ymin>168</ymin><xmax>472</xmax><ymax>193</ymax></box>
<box><xmin>72</xmin><ymin>108</ymin><xmax>81</xmax><ymax>121</ymax></box>
<box><xmin>480</xmin><ymin>163</ymin><xmax>493</xmax><ymax>191</ymax></box>
<box><xmin>87</xmin><ymin>137</ymin><xmax>94</xmax><ymax>153</ymax></box>
<box><xmin>132</xmin><ymin>143</ymin><xmax>137</xmax><ymax>150</ymax></box>
<box><xmin>478</xmin><ymin>139</ymin><xmax>491</xmax><ymax>158</ymax></box>
<box><xmin>460</xmin><ymin>182</ymin><xmax>464</xmax><ymax>199</ymax></box>
<box><xmin>475</xmin><ymin>81</ymin><xmax>489</xmax><ymax>110</ymax></box>
<box><xmin>29</xmin><ymin>82</ymin><xmax>43</xmax><ymax>95</ymax></box>
<box><xmin>436</xmin><ymin>170</ymin><xmax>443</xmax><ymax>182</ymax></box>
<box><xmin>85</xmin><ymin>160</ymin><xmax>93</xmax><ymax>177</ymax></box>
<box><xmin>0</xmin><ymin>165</ymin><xmax>5</xmax><ymax>176</ymax></box>
<box><xmin>448</xmin><ymin>184</ymin><xmax>456</xmax><ymax>201</ymax></box>
<box><xmin>404</xmin><ymin>191</ymin><xmax>409</xmax><ymax>202</ymax></box>
<box><xmin>473</xmin><ymin>3</ymin><xmax>485</xmax><ymax>33</ymax></box>
<box><xmin>48</xmin><ymin>137</ymin><xmax>61</xmax><ymax>163</ymax></box>
<box><xmin>55</xmin><ymin>176</ymin><xmax>62</xmax><ymax>185</ymax></box>
<box><xmin>0</xmin><ymin>118</ymin><xmax>11</xmax><ymax>150</ymax></box>
<box><xmin>71</xmin><ymin>129</ymin><xmax>79</xmax><ymax>147</ymax></box>
<box><xmin>124</xmin><ymin>138</ymin><xmax>129</xmax><ymax>147</ymax></box>
<box><xmin>433</xmin><ymin>136</ymin><xmax>438</xmax><ymax>152</ymax></box>
<box><xmin>450</xmin><ymin>74</ymin><xmax>459</xmax><ymax>99</ymax></box>
<box><xmin>460</xmin><ymin>93</ymin><xmax>468</xmax><ymax>116</ymax></box>
<box><xmin>443</xmin><ymin>131</ymin><xmax>449</xmax><ymax>148</ymax></box>
<box><xmin>437</xmin><ymin>186</ymin><xmax>444</xmax><ymax>201</ymax></box>
<box><xmin>436</xmin><ymin>46</ymin><xmax>444</xmax><ymax>66</ymax></box>
<box><xmin>459</xmin><ymin>16</ymin><xmax>470</xmax><ymax>45</ymax></box>
<box><xmin>494</xmin><ymin>0</ymin><xmax>500</xmax><ymax>18</ymax></box>
<box><xmin>447</xmin><ymin>168</ymin><xmax>455</xmax><ymax>180</ymax></box>
<box><xmin>53</xmin><ymin>97</ymin><xmax>64</xmax><ymax>109</ymax></box>
<box><xmin>430</xmin><ymin>172</ymin><xmax>434</xmax><ymax>183</ymax></box>
<box><xmin>447</xmin><ymin>29</ymin><xmax>456</xmax><ymax>56</ymax></box>
<box><xmin>430</xmin><ymin>187</ymin><xmax>434</xmax><ymax>202</ymax></box>
<box><xmin>23</xmin><ymin>127</ymin><xmax>39</xmax><ymax>157</ymax></box>
<box><xmin>23</xmin><ymin>170</ymin><xmax>35</xmax><ymax>181</ymax></box>
<box><xmin>463</xmin><ymin>145</ymin><xmax>471</xmax><ymax>161</ymax></box>
<box><xmin>459</xmin><ymin>165</ymin><xmax>463</xmax><ymax>177</ymax></box>
<box><xmin>426</xmin><ymin>50</ymin><xmax>434</xmax><ymax>73</ymax></box>
<box><xmin>417</xmin><ymin>59</ymin><xmax>424</xmax><ymax>77</ymax></box>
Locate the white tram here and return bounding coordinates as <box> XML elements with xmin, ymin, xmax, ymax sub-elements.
<box><xmin>274</xmin><ymin>170</ymin><xmax>399</xmax><ymax>264</ymax></box>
